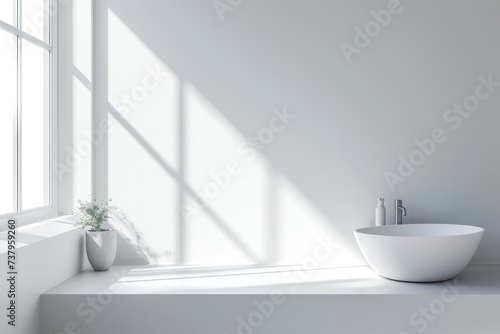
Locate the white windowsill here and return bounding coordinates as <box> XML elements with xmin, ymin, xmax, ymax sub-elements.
<box><xmin>0</xmin><ymin>215</ymin><xmax>78</xmax><ymax>255</ymax></box>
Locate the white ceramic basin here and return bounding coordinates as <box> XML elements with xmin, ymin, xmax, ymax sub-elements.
<box><xmin>354</xmin><ymin>224</ymin><xmax>484</xmax><ymax>282</ymax></box>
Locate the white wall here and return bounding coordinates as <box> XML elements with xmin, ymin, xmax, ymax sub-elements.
<box><xmin>83</xmin><ymin>0</ymin><xmax>500</xmax><ymax>266</ymax></box>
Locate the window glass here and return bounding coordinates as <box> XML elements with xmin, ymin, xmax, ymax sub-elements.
<box><xmin>21</xmin><ymin>40</ymin><xmax>50</xmax><ymax>210</ymax></box>
<box><xmin>0</xmin><ymin>0</ymin><xmax>15</xmax><ymax>26</ymax></box>
<box><xmin>22</xmin><ymin>0</ymin><xmax>50</xmax><ymax>42</ymax></box>
<box><xmin>0</xmin><ymin>30</ymin><xmax>16</xmax><ymax>214</ymax></box>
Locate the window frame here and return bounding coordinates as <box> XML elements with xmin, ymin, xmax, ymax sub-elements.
<box><xmin>0</xmin><ymin>0</ymin><xmax>58</xmax><ymax>229</ymax></box>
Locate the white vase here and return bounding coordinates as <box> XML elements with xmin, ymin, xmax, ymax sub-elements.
<box><xmin>86</xmin><ymin>230</ymin><xmax>117</xmax><ymax>271</ymax></box>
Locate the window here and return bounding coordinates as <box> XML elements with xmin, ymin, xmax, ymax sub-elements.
<box><xmin>0</xmin><ymin>0</ymin><xmax>54</xmax><ymax>217</ymax></box>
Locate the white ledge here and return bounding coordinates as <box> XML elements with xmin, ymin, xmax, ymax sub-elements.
<box><xmin>43</xmin><ymin>264</ymin><xmax>500</xmax><ymax>295</ymax></box>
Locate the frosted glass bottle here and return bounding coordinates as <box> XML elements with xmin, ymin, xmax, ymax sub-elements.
<box><xmin>375</xmin><ymin>198</ymin><xmax>386</xmax><ymax>226</ymax></box>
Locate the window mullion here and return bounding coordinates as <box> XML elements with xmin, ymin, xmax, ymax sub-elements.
<box><xmin>46</xmin><ymin>38</ymin><xmax>52</xmax><ymax>205</ymax></box>
<box><xmin>12</xmin><ymin>0</ymin><xmax>20</xmax><ymax>212</ymax></box>
<box><xmin>15</xmin><ymin>34</ymin><xmax>22</xmax><ymax>212</ymax></box>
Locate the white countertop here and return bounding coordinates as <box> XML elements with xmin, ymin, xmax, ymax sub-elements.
<box><xmin>43</xmin><ymin>264</ymin><xmax>500</xmax><ymax>295</ymax></box>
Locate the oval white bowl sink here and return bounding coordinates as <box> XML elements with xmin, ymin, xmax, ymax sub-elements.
<box><xmin>354</xmin><ymin>224</ymin><xmax>484</xmax><ymax>282</ymax></box>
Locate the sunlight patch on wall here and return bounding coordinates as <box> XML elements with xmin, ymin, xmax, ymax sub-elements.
<box><xmin>64</xmin><ymin>0</ymin><xmax>92</xmax><ymax>208</ymax></box>
<box><xmin>107</xmin><ymin>9</ymin><xmax>179</xmax><ymax>264</ymax></box>
<box><xmin>73</xmin><ymin>0</ymin><xmax>91</xmax><ymax>79</ymax></box>
<box><xmin>184</xmin><ymin>82</ymin><xmax>270</xmax><ymax>264</ymax></box>
<box><xmin>72</xmin><ymin>77</ymin><xmax>92</xmax><ymax>201</ymax></box>
<box><xmin>104</xmin><ymin>9</ymin><xmax>360</xmax><ymax>267</ymax></box>
<box><xmin>182</xmin><ymin>84</ymin><xmax>360</xmax><ymax>266</ymax></box>
<box><xmin>278</xmin><ymin>175</ymin><xmax>362</xmax><ymax>267</ymax></box>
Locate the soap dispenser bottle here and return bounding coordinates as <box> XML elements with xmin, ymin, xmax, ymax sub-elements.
<box><xmin>375</xmin><ymin>198</ymin><xmax>386</xmax><ymax>226</ymax></box>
